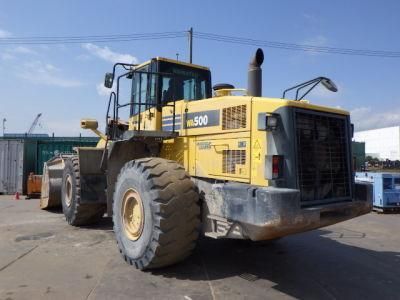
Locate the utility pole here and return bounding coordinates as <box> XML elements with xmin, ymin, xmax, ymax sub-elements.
<box><xmin>2</xmin><ymin>118</ymin><xmax>6</xmax><ymax>136</ymax></box>
<box><xmin>188</xmin><ymin>27</ymin><xmax>193</xmax><ymax>63</ymax></box>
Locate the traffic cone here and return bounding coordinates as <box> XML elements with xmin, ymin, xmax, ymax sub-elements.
<box><xmin>14</xmin><ymin>192</ymin><xmax>20</xmax><ymax>200</ymax></box>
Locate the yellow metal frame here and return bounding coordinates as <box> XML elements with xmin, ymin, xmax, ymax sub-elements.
<box><xmin>82</xmin><ymin>58</ymin><xmax>349</xmax><ymax>188</ymax></box>
<box><xmin>156</xmin><ymin>94</ymin><xmax>349</xmax><ymax>186</ymax></box>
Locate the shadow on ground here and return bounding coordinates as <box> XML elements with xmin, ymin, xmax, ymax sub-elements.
<box><xmin>149</xmin><ymin>229</ymin><xmax>400</xmax><ymax>299</ymax></box>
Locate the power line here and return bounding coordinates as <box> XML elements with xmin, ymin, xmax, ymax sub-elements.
<box><xmin>0</xmin><ymin>31</ymin><xmax>187</xmax><ymax>45</ymax></box>
<box><xmin>194</xmin><ymin>32</ymin><xmax>400</xmax><ymax>58</ymax></box>
<box><xmin>0</xmin><ymin>29</ymin><xmax>399</xmax><ymax>58</ymax></box>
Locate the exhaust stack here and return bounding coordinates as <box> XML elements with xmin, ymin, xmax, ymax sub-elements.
<box><xmin>247</xmin><ymin>48</ymin><xmax>264</xmax><ymax>97</ymax></box>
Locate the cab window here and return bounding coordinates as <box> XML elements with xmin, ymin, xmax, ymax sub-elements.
<box><xmin>159</xmin><ymin>61</ymin><xmax>211</xmax><ymax>103</ymax></box>
<box><xmin>130</xmin><ymin>64</ymin><xmax>156</xmax><ymax>116</ymax></box>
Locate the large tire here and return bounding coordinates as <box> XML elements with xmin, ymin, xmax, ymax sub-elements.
<box><xmin>61</xmin><ymin>156</ymin><xmax>105</xmax><ymax>226</ymax></box>
<box><xmin>113</xmin><ymin>158</ymin><xmax>200</xmax><ymax>270</ymax></box>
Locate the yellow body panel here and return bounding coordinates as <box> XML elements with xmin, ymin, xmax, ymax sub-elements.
<box><xmin>127</xmin><ymin>95</ymin><xmax>349</xmax><ymax>186</ymax></box>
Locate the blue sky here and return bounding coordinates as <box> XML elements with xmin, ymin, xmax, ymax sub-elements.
<box><xmin>0</xmin><ymin>0</ymin><xmax>399</xmax><ymax>136</ymax></box>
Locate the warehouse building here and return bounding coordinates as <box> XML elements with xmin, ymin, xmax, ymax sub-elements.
<box><xmin>354</xmin><ymin>126</ymin><xmax>400</xmax><ymax>160</ymax></box>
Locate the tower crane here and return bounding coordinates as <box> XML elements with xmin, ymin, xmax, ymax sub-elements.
<box><xmin>27</xmin><ymin>113</ymin><xmax>42</xmax><ymax>135</ymax></box>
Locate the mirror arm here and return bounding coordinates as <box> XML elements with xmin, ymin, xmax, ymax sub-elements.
<box><xmin>298</xmin><ymin>80</ymin><xmax>321</xmax><ymax>101</ymax></box>
<box><xmin>106</xmin><ymin>62</ymin><xmax>138</xmax><ymax>88</ymax></box>
<box><xmin>282</xmin><ymin>77</ymin><xmax>320</xmax><ymax>99</ymax></box>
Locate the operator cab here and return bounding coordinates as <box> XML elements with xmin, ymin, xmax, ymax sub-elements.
<box><xmin>104</xmin><ymin>58</ymin><xmax>212</xmax><ymax>139</ymax></box>
<box><xmin>130</xmin><ymin>58</ymin><xmax>212</xmax><ymax>116</ymax></box>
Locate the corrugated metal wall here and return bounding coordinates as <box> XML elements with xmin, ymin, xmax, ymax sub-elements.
<box><xmin>0</xmin><ymin>140</ymin><xmax>24</xmax><ymax>194</ymax></box>
<box><xmin>0</xmin><ymin>137</ymin><xmax>99</xmax><ymax>195</ymax></box>
<box><xmin>35</xmin><ymin>140</ymin><xmax>97</xmax><ymax>174</ymax></box>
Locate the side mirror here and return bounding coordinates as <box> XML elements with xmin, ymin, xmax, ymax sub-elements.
<box><xmin>104</xmin><ymin>73</ymin><xmax>114</xmax><ymax>89</ymax></box>
<box><xmin>321</xmin><ymin>77</ymin><xmax>338</xmax><ymax>92</ymax></box>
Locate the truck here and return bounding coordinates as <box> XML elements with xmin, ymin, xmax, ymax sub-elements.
<box><xmin>40</xmin><ymin>48</ymin><xmax>371</xmax><ymax>269</ymax></box>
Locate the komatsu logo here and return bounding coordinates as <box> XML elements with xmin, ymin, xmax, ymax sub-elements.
<box><xmin>184</xmin><ymin>110</ymin><xmax>219</xmax><ymax>129</ymax></box>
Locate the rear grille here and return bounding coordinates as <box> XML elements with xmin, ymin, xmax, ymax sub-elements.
<box><xmin>222</xmin><ymin>150</ymin><xmax>246</xmax><ymax>174</ymax></box>
<box><xmin>295</xmin><ymin>111</ymin><xmax>351</xmax><ymax>206</ymax></box>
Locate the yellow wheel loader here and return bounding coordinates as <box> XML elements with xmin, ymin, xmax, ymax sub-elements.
<box><xmin>41</xmin><ymin>48</ymin><xmax>371</xmax><ymax>269</ymax></box>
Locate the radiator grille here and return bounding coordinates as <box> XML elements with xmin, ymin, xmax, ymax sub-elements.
<box><xmin>222</xmin><ymin>105</ymin><xmax>247</xmax><ymax>130</ymax></box>
<box><xmin>222</xmin><ymin>150</ymin><xmax>246</xmax><ymax>174</ymax></box>
<box><xmin>295</xmin><ymin>111</ymin><xmax>351</xmax><ymax>205</ymax></box>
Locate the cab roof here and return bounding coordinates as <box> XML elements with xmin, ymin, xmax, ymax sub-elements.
<box><xmin>134</xmin><ymin>57</ymin><xmax>210</xmax><ymax>71</ymax></box>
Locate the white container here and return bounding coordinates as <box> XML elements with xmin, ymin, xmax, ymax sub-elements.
<box><xmin>0</xmin><ymin>140</ymin><xmax>24</xmax><ymax>194</ymax></box>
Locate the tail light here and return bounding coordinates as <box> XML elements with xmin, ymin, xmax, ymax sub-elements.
<box><xmin>272</xmin><ymin>155</ymin><xmax>283</xmax><ymax>179</ymax></box>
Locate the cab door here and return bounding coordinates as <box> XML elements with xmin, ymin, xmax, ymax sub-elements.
<box><xmin>129</xmin><ymin>62</ymin><xmax>160</xmax><ymax>131</ymax></box>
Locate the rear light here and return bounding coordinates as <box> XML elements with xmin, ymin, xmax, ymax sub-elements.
<box><xmin>272</xmin><ymin>155</ymin><xmax>283</xmax><ymax>179</ymax></box>
<box><xmin>257</xmin><ymin>113</ymin><xmax>280</xmax><ymax>131</ymax></box>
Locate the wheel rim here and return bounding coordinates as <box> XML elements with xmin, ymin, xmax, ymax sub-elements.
<box><xmin>121</xmin><ymin>188</ymin><xmax>144</xmax><ymax>241</ymax></box>
<box><xmin>64</xmin><ymin>174</ymin><xmax>73</xmax><ymax>207</ymax></box>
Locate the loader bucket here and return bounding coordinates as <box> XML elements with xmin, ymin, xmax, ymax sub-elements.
<box><xmin>40</xmin><ymin>155</ymin><xmax>71</xmax><ymax>209</ymax></box>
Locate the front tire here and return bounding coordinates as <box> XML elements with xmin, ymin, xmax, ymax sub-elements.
<box><xmin>113</xmin><ymin>158</ymin><xmax>200</xmax><ymax>270</ymax></box>
<box><xmin>61</xmin><ymin>156</ymin><xmax>105</xmax><ymax>226</ymax></box>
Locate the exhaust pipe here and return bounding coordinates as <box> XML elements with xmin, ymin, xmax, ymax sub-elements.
<box><xmin>248</xmin><ymin>48</ymin><xmax>264</xmax><ymax>97</ymax></box>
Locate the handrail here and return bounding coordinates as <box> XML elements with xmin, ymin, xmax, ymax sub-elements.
<box><xmin>110</xmin><ymin>70</ymin><xmax>179</xmax><ymax>137</ymax></box>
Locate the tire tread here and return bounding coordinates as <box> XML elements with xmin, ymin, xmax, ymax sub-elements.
<box><xmin>113</xmin><ymin>157</ymin><xmax>200</xmax><ymax>269</ymax></box>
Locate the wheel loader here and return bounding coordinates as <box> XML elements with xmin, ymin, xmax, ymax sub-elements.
<box><xmin>40</xmin><ymin>48</ymin><xmax>372</xmax><ymax>269</ymax></box>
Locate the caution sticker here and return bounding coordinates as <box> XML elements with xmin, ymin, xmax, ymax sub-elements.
<box><xmin>253</xmin><ymin>139</ymin><xmax>261</xmax><ymax>149</ymax></box>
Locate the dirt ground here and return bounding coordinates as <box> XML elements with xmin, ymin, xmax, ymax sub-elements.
<box><xmin>0</xmin><ymin>195</ymin><xmax>399</xmax><ymax>300</ymax></box>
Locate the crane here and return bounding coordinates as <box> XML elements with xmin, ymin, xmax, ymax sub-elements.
<box><xmin>27</xmin><ymin>113</ymin><xmax>42</xmax><ymax>135</ymax></box>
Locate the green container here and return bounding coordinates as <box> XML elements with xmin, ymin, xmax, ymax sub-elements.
<box><xmin>0</xmin><ymin>136</ymin><xmax>99</xmax><ymax>194</ymax></box>
<box><xmin>35</xmin><ymin>138</ymin><xmax>99</xmax><ymax>174</ymax></box>
<box><xmin>352</xmin><ymin>141</ymin><xmax>366</xmax><ymax>171</ymax></box>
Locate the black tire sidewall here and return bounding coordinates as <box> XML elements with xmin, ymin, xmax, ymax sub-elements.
<box><xmin>113</xmin><ymin>166</ymin><xmax>153</xmax><ymax>260</ymax></box>
<box><xmin>61</xmin><ymin>160</ymin><xmax>78</xmax><ymax>222</ymax></box>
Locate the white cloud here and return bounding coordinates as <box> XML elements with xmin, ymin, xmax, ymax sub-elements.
<box><xmin>96</xmin><ymin>82</ymin><xmax>114</xmax><ymax>97</ymax></box>
<box><xmin>302</xmin><ymin>13</ymin><xmax>318</xmax><ymax>23</ymax></box>
<box><xmin>17</xmin><ymin>60</ymin><xmax>83</xmax><ymax>87</ymax></box>
<box><xmin>302</xmin><ymin>35</ymin><xmax>328</xmax><ymax>55</ymax></box>
<box><xmin>43</xmin><ymin>119</ymin><xmax>84</xmax><ymax>136</ymax></box>
<box><xmin>1</xmin><ymin>52</ymin><xmax>15</xmax><ymax>61</ymax></box>
<box><xmin>303</xmin><ymin>35</ymin><xmax>328</xmax><ymax>47</ymax></box>
<box><xmin>75</xmin><ymin>54</ymin><xmax>91</xmax><ymax>61</ymax></box>
<box><xmin>14</xmin><ymin>46</ymin><xmax>36</xmax><ymax>54</ymax></box>
<box><xmin>309</xmin><ymin>84</ymin><xmax>339</xmax><ymax>99</ymax></box>
<box><xmin>82</xmin><ymin>43</ymin><xmax>138</xmax><ymax>64</ymax></box>
<box><xmin>0</xmin><ymin>28</ymin><xmax>11</xmax><ymax>38</ymax></box>
<box><xmin>0</xmin><ymin>46</ymin><xmax>36</xmax><ymax>61</ymax></box>
<box><xmin>351</xmin><ymin>106</ymin><xmax>400</xmax><ymax>131</ymax></box>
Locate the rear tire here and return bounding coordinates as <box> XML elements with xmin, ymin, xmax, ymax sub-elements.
<box><xmin>61</xmin><ymin>156</ymin><xmax>105</xmax><ymax>226</ymax></box>
<box><xmin>113</xmin><ymin>158</ymin><xmax>200</xmax><ymax>270</ymax></box>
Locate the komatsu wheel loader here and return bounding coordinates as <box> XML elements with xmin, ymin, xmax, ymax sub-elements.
<box><xmin>40</xmin><ymin>48</ymin><xmax>371</xmax><ymax>269</ymax></box>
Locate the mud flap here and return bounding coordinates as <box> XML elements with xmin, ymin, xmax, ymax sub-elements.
<box><xmin>76</xmin><ymin>147</ymin><xmax>107</xmax><ymax>204</ymax></box>
<box><xmin>106</xmin><ymin>140</ymin><xmax>149</xmax><ymax>216</ymax></box>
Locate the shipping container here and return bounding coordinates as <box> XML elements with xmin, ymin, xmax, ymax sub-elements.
<box><xmin>0</xmin><ymin>140</ymin><xmax>24</xmax><ymax>194</ymax></box>
<box><xmin>35</xmin><ymin>139</ymin><xmax>98</xmax><ymax>174</ymax></box>
<box><xmin>0</xmin><ymin>137</ymin><xmax>99</xmax><ymax>195</ymax></box>
<box><xmin>352</xmin><ymin>141</ymin><xmax>366</xmax><ymax>171</ymax></box>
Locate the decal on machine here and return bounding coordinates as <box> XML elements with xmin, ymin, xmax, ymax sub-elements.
<box><xmin>238</xmin><ymin>141</ymin><xmax>246</xmax><ymax>148</ymax></box>
<box><xmin>162</xmin><ymin>115</ymin><xmax>181</xmax><ymax>131</ymax></box>
<box><xmin>197</xmin><ymin>141</ymin><xmax>211</xmax><ymax>150</ymax></box>
<box><xmin>184</xmin><ymin>110</ymin><xmax>220</xmax><ymax>129</ymax></box>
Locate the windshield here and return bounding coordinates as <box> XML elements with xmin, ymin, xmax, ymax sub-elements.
<box><xmin>158</xmin><ymin>61</ymin><xmax>211</xmax><ymax>103</ymax></box>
